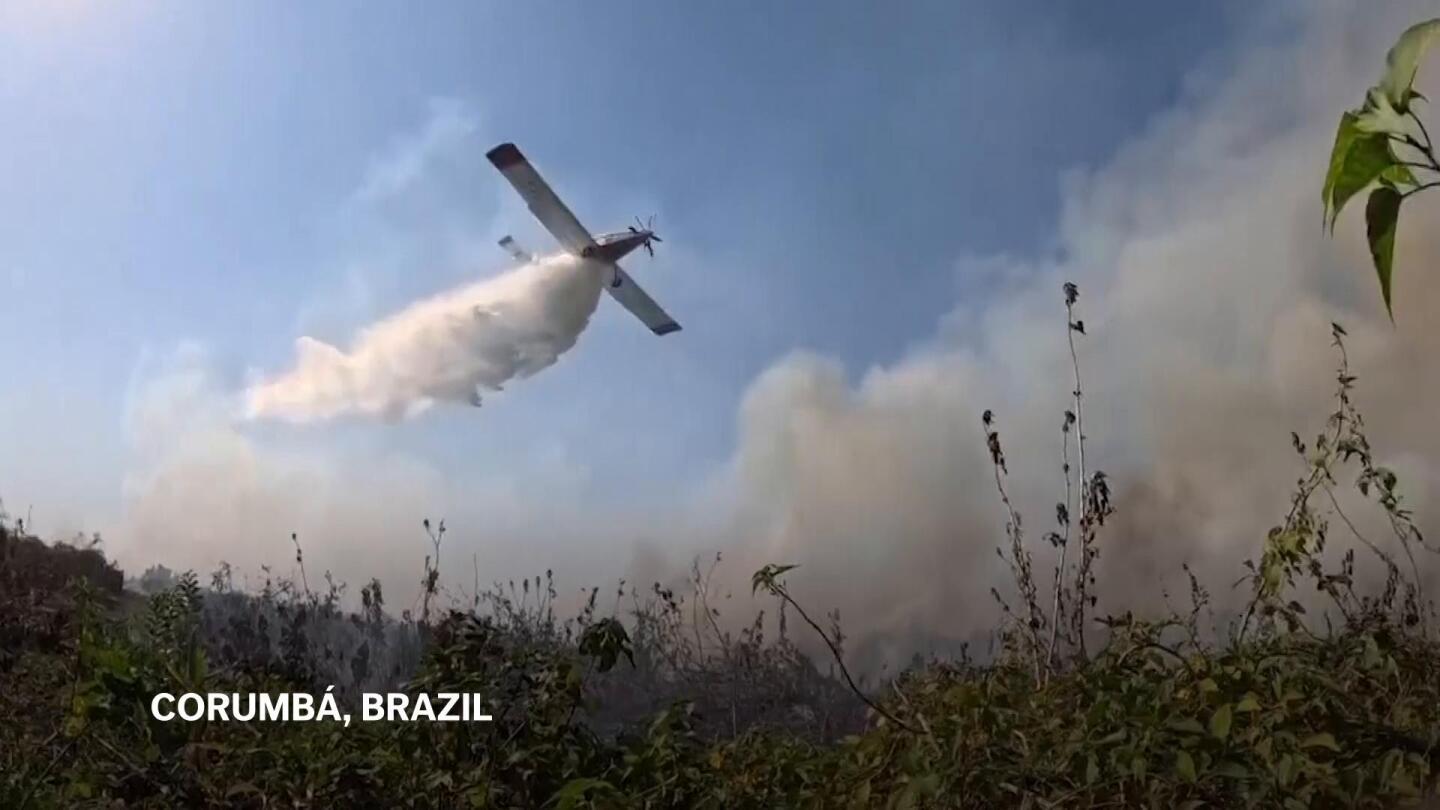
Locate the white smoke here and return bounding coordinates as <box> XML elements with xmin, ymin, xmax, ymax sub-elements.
<box><xmin>245</xmin><ymin>254</ymin><xmax>605</xmax><ymax>423</ymax></box>
<box><xmin>676</xmin><ymin>2</ymin><xmax>1440</xmax><ymax>663</ymax></box>
<box><xmin>98</xmin><ymin>1</ymin><xmax>1440</xmax><ymax>673</ymax></box>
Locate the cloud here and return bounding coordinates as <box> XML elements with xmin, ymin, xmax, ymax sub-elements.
<box><xmin>351</xmin><ymin>98</ymin><xmax>478</xmax><ymax>205</ymax></box>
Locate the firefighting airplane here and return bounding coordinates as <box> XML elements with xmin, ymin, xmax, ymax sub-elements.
<box><xmin>486</xmin><ymin>142</ymin><xmax>681</xmax><ymax>336</ymax></box>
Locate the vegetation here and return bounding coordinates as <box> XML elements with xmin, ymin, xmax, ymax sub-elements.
<box><xmin>4</xmin><ymin>16</ymin><xmax>1440</xmax><ymax>810</ymax></box>
<box><xmin>6</xmin><ymin>281</ymin><xmax>1440</xmax><ymax>807</ymax></box>
<box><xmin>1322</xmin><ymin>17</ymin><xmax>1440</xmax><ymax>318</ymax></box>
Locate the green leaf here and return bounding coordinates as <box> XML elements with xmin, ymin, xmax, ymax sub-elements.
<box><xmin>549</xmin><ymin>778</ymin><xmax>616</xmax><ymax>810</ymax></box>
<box><xmin>1356</xmin><ymin>87</ymin><xmax>1411</xmax><ymax>136</ymax></box>
<box><xmin>1168</xmin><ymin>717</ymin><xmax>1206</xmax><ymax>735</ymax></box>
<box><xmin>1379</xmin><ymin>18</ymin><xmax>1440</xmax><ymax>111</ymax></box>
<box><xmin>578</xmin><ymin>618</ymin><xmax>634</xmax><ymax>673</ymax></box>
<box><xmin>1301</xmin><ymin>732</ymin><xmax>1339</xmax><ymax>752</ymax></box>
<box><xmin>1209</xmin><ymin>703</ymin><xmax>1234</xmax><ymax>741</ymax></box>
<box><xmin>1097</xmin><ymin>729</ymin><xmax>1127</xmax><ymax>745</ymax></box>
<box><xmin>1215</xmin><ymin>761</ymin><xmax>1253</xmax><ymax>780</ymax></box>
<box><xmin>1379</xmin><ymin>162</ymin><xmax>1418</xmax><ymax>190</ymax></box>
<box><xmin>1365</xmin><ymin>186</ymin><xmax>1402</xmax><ymax>319</ymax></box>
<box><xmin>1262</xmin><ymin>561</ymin><xmax>1285</xmax><ymax>597</ymax></box>
<box><xmin>1322</xmin><ymin>113</ymin><xmax>1399</xmax><ymax>231</ymax></box>
<box><xmin>1276</xmin><ymin>753</ymin><xmax>1298</xmax><ymax>788</ymax></box>
<box><xmin>1381</xmin><ymin>748</ymin><xmax>1403</xmax><ymax>787</ymax></box>
<box><xmin>750</xmin><ymin>563</ymin><xmax>799</xmax><ymax>594</ymax></box>
<box><xmin>1256</xmin><ymin>736</ymin><xmax>1274</xmax><ymax>763</ymax></box>
<box><xmin>1175</xmin><ymin>750</ymin><xmax>1198</xmax><ymax>783</ymax></box>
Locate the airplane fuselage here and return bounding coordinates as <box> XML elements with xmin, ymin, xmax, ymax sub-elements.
<box><xmin>581</xmin><ymin>230</ymin><xmax>657</xmax><ymax>264</ymax></box>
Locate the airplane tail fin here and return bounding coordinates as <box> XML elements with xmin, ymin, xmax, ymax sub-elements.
<box><xmin>498</xmin><ymin>235</ymin><xmax>535</xmax><ymax>264</ymax></box>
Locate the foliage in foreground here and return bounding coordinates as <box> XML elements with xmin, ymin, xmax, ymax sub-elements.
<box><xmin>4</xmin><ymin>539</ymin><xmax>1440</xmax><ymax>808</ymax></box>
<box><xmin>1322</xmin><ymin>16</ymin><xmax>1440</xmax><ymax>318</ymax></box>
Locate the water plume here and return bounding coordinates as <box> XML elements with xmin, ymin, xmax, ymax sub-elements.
<box><xmin>246</xmin><ymin>254</ymin><xmax>604</xmax><ymax>423</ymax></box>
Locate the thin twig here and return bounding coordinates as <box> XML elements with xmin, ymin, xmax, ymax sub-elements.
<box><xmin>1064</xmin><ymin>284</ymin><xmax>1095</xmax><ymax>659</ymax></box>
<box><xmin>1402</xmin><ymin>180</ymin><xmax>1440</xmax><ymax>199</ymax></box>
<box><xmin>1325</xmin><ymin>486</ymin><xmax>1395</xmax><ymax>568</ymax></box>
<box><xmin>1411</xmin><ymin>109</ymin><xmax>1436</xmax><ymax>156</ymax></box>
<box><xmin>1046</xmin><ymin>340</ymin><xmax>1079</xmax><ymax>669</ymax></box>
<box><xmin>768</xmin><ymin>582</ymin><xmax>921</xmax><ymax>735</ymax></box>
<box><xmin>985</xmin><ymin>419</ymin><xmax>1046</xmax><ymax>682</ymax></box>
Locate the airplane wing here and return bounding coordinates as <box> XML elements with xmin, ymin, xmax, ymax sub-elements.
<box><xmin>486</xmin><ymin>143</ymin><xmax>596</xmax><ymax>256</ymax></box>
<box><xmin>606</xmin><ymin>265</ymin><xmax>681</xmax><ymax>336</ymax></box>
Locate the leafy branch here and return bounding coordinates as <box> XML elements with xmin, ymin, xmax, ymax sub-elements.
<box><xmin>1321</xmin><ymin>18</ymin><xmax>1440</xmax><ymax>319</ymax></box>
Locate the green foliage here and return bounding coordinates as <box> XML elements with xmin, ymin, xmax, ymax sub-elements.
<box><xmin>1366</xmin><ymin>186</ymin><xmax>1402</xmax><ymax>315</ymax></box>
<box><xmin>577</xmin><ymin>617</ymin><xmax>633</xmax><ymax>673</ymax></box>
<box><xmin>1379</xmin><ymin>19</ymin><xmax>1440</xmax><ymax>111</ymax></box>
<box><xmin>750</xmin><ymin>563</ymin><xmax>798</xmax><ymax>596</ymax></box>
<box><xmin>1322</xmin><ymin>16</ymin><xmax>1440</xmax><ymax>320</ymax></box>
<box><xmin>1321</xmin><ymin>112</ymin><xmax>1406</xmax><ymax>232</ymax></box>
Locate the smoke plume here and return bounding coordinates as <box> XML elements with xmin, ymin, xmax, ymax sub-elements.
<box><xmin>680</xmin><ymin>2</ymin><xmax>1440</xmax><ymax>664</ymax></box>
<box><xmin>108</xmin><ymin>2</ymin><xmax>1440</xmax><ymax>673</ymax></box>
<box><xmin>245</xmin><ymin>254</ymin><xmax>604</xmax><ymax>423</ymax></box>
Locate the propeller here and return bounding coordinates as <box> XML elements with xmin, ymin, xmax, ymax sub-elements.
<box><xmin>629</xmin><ymin>215</ymin><xmax>662</xmax><ymax>257</ymax></box>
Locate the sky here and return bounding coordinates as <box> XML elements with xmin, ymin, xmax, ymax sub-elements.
<box><xmin>4</xmin><ymin>1</ymin><xmax>1440</xmax><ymax>663</ymax></box>
<box><xmin>0</xmin><ymin>1</ymin><xmax>1230</xmax><ymax>516</ymax></box>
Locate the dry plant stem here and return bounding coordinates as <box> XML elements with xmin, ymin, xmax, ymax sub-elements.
<box><xmin>1045</xmin><ymin>424</ymin><xmax>1074</xmax><ymax>671</ymax></box>
<box><xmin>1047</xmin><ymin>336</ymin><xmax>1080</xmax><ymax>670</ymax></box>
<box><xmin>420</xmin><ymin>519</ymin><xmax>446</xmax><ymax>625</ymax></box>
<box><xmin>290</xmin><ymin>533</ymin><xmax>312</xmax><ymax>603</ymax></box>
<box><xmin>769</xmin><ymin>582</ymin><xmax>920</xmax><ymax>735</ymax></box>
<box><xmin>689</xmin><ymin>557</ymin><xmax>709</xmax><ymax>659</ymax></box>
<box><xmin>699</xmin><ymin>569</ymin><xmax>729</xmax><ymax>652</ymax></box>
<box><xmin>987</xmin><ymin>445</ymin><xmax>1045</xmax><ymax>683</ymax></box>
<box><xmin>1064</xmin><ymin>294</ymin><xmax>1090</xmax><ymax>659</ymax></box>
<box><xmin>1325</xmin><ymin>486</ymin><xmax>1399</xmax><ymax>575</ymax></box>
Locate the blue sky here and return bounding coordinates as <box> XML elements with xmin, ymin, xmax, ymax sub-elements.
<box><xmin>0</xmin><ymin>2</ymin><xmax>1243</xmax><ymax>535</ymax></box>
